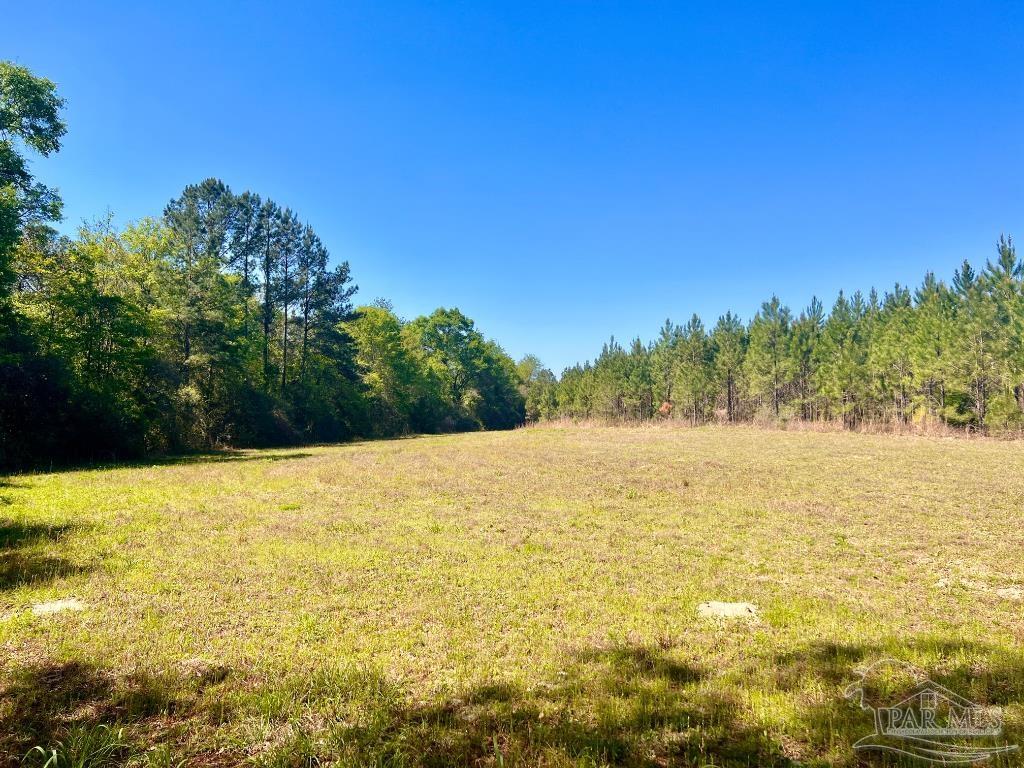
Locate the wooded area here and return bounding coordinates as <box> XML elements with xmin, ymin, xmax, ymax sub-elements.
<box><xmin>521</xmin><ymin>245</ymin><xmax>1024</xmax><ymax>431</ymax></box>
<box><xmin>0</xmin><ymin>63</ymin><xmax>523</xmax><ymax>469</ymax></box>
<box><xmin>4</xmin><ymin>61</ymin><xmax>1024</xmax><ymax>471</ymax></box>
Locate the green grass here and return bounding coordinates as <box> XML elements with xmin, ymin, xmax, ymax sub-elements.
<box><xmin>1</xmin><ymin>425</ymin><xmax>1023</xmax><ymax>766</ymax></box>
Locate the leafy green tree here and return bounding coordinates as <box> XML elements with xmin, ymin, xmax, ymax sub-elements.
<box><xmin>347</xmin><ymin>305</ymin><xmax>421</xmax><ymax>432</ymax></box>
<box><xmin>473</xmin><ymin>340</ymin><xmax>526</xmax><ymax>430</ymax></box>
<box><xmin>0</xmin><ymin>61</ymin><xmax>66</xmax><ymax>295</ymax></box>
<box><xmin>517</xmin><ymin>354</ymin><xmax>558</xmax><ymax>422</ymax></box>
<box><xmin>406</xmin><ymin>308</ymin><xmax>480</xmax><ymax>413</ymax></box>
<box><xmin>13</xmin><ymin>219</ymin><xmax>169</xmax><ymax>452</ymax></box>
<box><xmin>404</xmin><ymin>308</ymin><xmax>524</xmax><ymax>429</ymax></box>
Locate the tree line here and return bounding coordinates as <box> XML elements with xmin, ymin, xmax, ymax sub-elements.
<box><xmin>0</xmin><ymin>62</ymin><xmax>523</xmax><ymax>469</ymax></box>
<box><xmin>521</xmin><ymin>240</ymin><xmax>1024</xmax><ymax>432</ymax></box>
<box><xmin>4</xmin><ymin>61</ymin><xmax>1024</xmax><ymax>469</ymax></box>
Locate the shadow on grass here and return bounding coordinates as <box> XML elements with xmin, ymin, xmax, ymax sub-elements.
<box><xmin>258</xmin><ymin>639</ymin><xmax>1024</xmax><ymax>767</ymax></box>
<box><xmin>772</xmin><ymin>637</ymin><xmax>1024</xmax><ymax>710</ymax></box>
<box><xmin>129</xmin><ymin>431</ymin><xmax>429</xmax><ymax>468</ymax></box>
<box><xmin>0</xmin><ymin>519</ymin><xmax>91</xmax><ymax>592</ymax></box>
<box><xmin>149</xmin><ymin>450</ymin><xmax>316</xmax><ymax>466</ymax></box>
<box><xmin>0</xmin><ymin>430</ymin><xmax>448</xmax><ymax>479</ymax></box>
<box><xmin>0</xmin><ymin>449</ymin><xmax>321</xmax><ymax>479</ymax></box>
<box><xmin>0</xmin><ymin>480</ymin><xmax>28</xmax><ymax>508</ymax></box>
<box><xmin>0</xmin><ymin>659</ymin><xmax>237</xmax><ymax>768</ymax></box>
<box><xmin>260</xmin><ymin>643</ymin><xmax>790</xmax><ymax>767</ymax></box>
<box><xmin>768</xmin><ymin>639</ymin><xmax>1024</xmax><ymax>767</ymax></box>
<box><xmin>0</xmin><ymin>521</ymin><xmax>74</xmax><ymax>549</ymax></box>
<box><xmin>3</xmin><ymin>431</ymin><xmax>432</xmax><ymax>475</ymax></box>
<box><xmin>4</xmin><ymin>639</ymin><xmax>1022</xmax><ymax>767</ymax></box>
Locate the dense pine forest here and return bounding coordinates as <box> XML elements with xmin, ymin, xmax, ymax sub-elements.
<box><xmin>521</xmin><ymin>243</ymin><xmax>1024</xmax><ymax>432</ymax></box>
<box><xmin>4</xmin><ymin>62</ymin><xmax>1024</xmax><ymax>470</ymax></box>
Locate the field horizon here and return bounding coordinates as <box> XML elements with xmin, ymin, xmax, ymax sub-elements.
<box><xmin>2</xmin><ymin>425</ymin><xmax>1023</xmax><ymax>766</ymax></box>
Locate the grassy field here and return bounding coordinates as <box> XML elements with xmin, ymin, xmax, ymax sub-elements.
<box><xmin>2</xmin><ymin>425</ymin><xmax>1024</xmax><ymax>767</ymax></box>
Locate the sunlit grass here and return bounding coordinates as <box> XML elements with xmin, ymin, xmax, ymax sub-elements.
<box><xmin>1</xmin><ymin>426</ymin><xmax>1023</xmax><ymax>765</ymax></box>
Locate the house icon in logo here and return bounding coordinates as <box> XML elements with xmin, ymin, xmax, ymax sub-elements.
<box><xmin>845</xmin><ymin>659</ymin><xmax>1018</xmax><ymax>764</ymax></box>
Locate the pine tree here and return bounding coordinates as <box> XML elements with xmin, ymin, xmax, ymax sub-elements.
<box><xmin>982</xmin><ymin>236</ymin><xmax>1024</xmax><ymax>421</ymax></box>
<box><xmin>593</xmin><ymin>338</ymin><xmax>629</xmax><ymax>419</ymax></box>
<box><xmin>952</xmin><ymin>260</ymin><xmax>1000</xmax><ymax>427</ymax></box>
<box><xmin>650</xmin><ymin>319</ymin><xmax>680</xmax><ymax>410</ymax></box>
<box><xmin>711</xmin><ymin>311</ymin><xmax>746</xmax><ymax>423</ymax></box>
<box><xmin>228</xmin><ymin>191</ymin><xmax>263</xmax><ymax>338</ymax></box>
<box><xmin>745</xmin><ymin>296</ymin><xmax>791</xmax><ymax>418</ymax></box>
<box><xmin>911</xmin><ymin>273</ymin><xmax>955</xmax><ymax>423</ymax></box>
<box><xmin>788</xmin><ymin>298</ymin><xmax>823</xmax><ymax>420</ymax></box>
<box><xmin>816</xmin><ymin>291</ymin><xmax>871</xmax><ymax>426</ymax></box>
<box><xmin>257</xmin><ymin>199</ymin><xmax>281</xmax><ymax>387</ymax></box>
<box><xmin>623</xmin><ymin>338</ymin><xmax>653</xmax><ymax>419</ymax></box>
<box><xmin>277</xmin><ymin>209</ymin><xmax>301</xmax><ymax>392</ymax></box>
<box><xmin>869</xmin><ymin>285</ymin><xmax>914</xmax><ymax>423</ymax></box>
<box><xmin>675</xmin><ymin>314</ymin><xmax>712</xmax><ymax>424</ymax></box>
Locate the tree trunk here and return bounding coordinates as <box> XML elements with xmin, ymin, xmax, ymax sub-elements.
<box><xmin>300</xmin><ymin>279</ymin><xmax>311</xmax><ymax>385</ymax></box>
<box><xmin>726</xmin><ymin>373</ymin><xmax>734</xmax><ymax>422</ymax></box>
<box><xmin>281</xmin><ymin>306</ymin><xmax>288</xmax><ymax>392</ymax></box>
<box><xmin>262</xmin><ymin>233</ymin><xmax>273</xmax><ymax>388</ymax></box>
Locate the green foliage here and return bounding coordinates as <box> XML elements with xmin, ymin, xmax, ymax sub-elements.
<box><xmin>711</xmin><ymin>311</ymin><xmax>746</xmax><ymax>422</ymax></box>
<box><xmin>5</xmin><ymin>198</ymin><xmax>526</xmax><ymax>466</ymax></box>
<box><xmin>745</xmin><ymin>296</ymin><xmax>791</xmax><ymax>419</ymax></box>
<box><xmin>25</xmin><ymin>725</ymin><xmax>129</xmax><ymax>768</ymax></box>
<box><xmin>517</xmin><ymin>354</ymin><xmax>557</xmax><ymax>422</ymax></box>
<box><xmin>814</xmin><ymin>291</ymin><xmax>871</xmax><ymax>425</ymax></box>
<box><xmin>0</xmin><ymin>61</ymin><xmax>65</xmax><ymax>295</ymax></box>
<box><xmin>546</xmin><ymin>240</ymin><xmax>1024</xmax><ymax>433</ymax></box>
<box><xmin>403</xmin><ymin>308</ymin><xmax>524</xmax><ymax>430</ymax></box>
<box><xmin>0</xmin><ymin>64</ymin><xmax>527</xmax><ymax>468</ymax></box>
<box><xmin>5</xmin><ymin>60</ymin><xmax>1024</xmax><ymax>463</ymax></box>
<box><xmin>348</xmin><ymin>304</ymin><xmax>434</xmax><ymax>434</ymax></box>
<box><xmin>674</xmin><ymin>315</ymin><xmax>712</xmax><ymax>424</ymax></box>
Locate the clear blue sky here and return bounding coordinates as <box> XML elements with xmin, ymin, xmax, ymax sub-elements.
<box><xmin>4</xmin><ymin>2</ymin><xmax>1022</xmax><ymax>372</ymax></box>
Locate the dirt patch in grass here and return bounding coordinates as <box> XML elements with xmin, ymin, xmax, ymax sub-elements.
<box><xmin>30</xmin><ymin>598</ymin><xmax>87</xmax><ymax>616</ymax></box>
<box><xmin>697</xmin><ymin>601</ymin><xmax>759</xmax><ymax>620</ymax></box>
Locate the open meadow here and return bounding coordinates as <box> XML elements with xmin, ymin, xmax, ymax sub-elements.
<box><xmin>2</xmin><ymin>425</ymin><xmax>1024</xmax><ymax>766</ymax></box>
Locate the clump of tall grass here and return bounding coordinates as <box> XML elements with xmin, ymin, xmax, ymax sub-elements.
<box><xmin>24</xmin><ymin>724</ymin><xmax>129</xmax><ymax>768</ymax></box>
